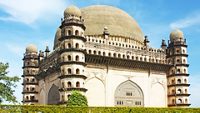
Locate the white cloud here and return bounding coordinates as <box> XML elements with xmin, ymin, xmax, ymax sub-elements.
<box><xmin>0</xmin><ymin>0</ymin><xmax>68</xmax><ymax>25</ymax></box>
<box><xmin>5</xmin><ymin>43</ymin><xmax>24</xmax><ymax>56</ymax></box>
<box><xmin>170</xmin><ymin>12</ymin><xmax>200</xmax><ymax>29</ymax></box>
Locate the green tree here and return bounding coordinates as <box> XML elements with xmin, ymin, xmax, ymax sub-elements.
<box><xmin>0</xmin><ymin>62</ymin><xmax>20</xmax><ymax>104</ymax></box>
<box><xmin>67</xmin><ymin>91</ymin><xmax>88</xmax><ymax>107</ymax></box>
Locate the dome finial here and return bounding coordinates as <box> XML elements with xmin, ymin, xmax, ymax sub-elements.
<box><xmin>26</xmin><ymin>44</ymin><xmax>37</xmax><ymax>53</ymax></box>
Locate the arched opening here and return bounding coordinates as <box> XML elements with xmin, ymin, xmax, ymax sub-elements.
<box><xmin>68</xmin><ymin>43</ymin><xmax>71</xmax><ymax>48</ymax></box>
<box><xmin>94</xmin><ymin>50</ymin><xmax>96</xmax><ymax>55</ymax></box>
<box><xmin>177</xmin><ymin>99</ymin><xmax>182</xmax><ymax>104</ymax></box>
<box><xmin>68</xmin><ymin>30</ymin><xmax>72</xmax><ymax>35</ymax></box>
<box><xmin>47</xmin><ymin>84</ymin><xmax>60</xmax><ymax>104</ymax></box>
<box><xmin>76</xmin><ymin>55</ymin><xmax>79</xmax><ymax>61</ymax></box>
<box><xmin>103</xmin><ymin>52</ymin><xmax>106</xmax><ymax>56</ymax></box>
<box><xmin>26</xmin><ymin>96</ymin><xmax>29</xmax><ymax>100</ymax></box>
<box><xmin>76</xmin><ymin>81</ymin><xmax>80</xmax><ymax>88</ymax></box>
<box><xmin>115</xmin><ymin>80</ymin><xmax>144</xmax><ymax>106</ymax></box>
<box><xmin>177</xmin><ymin>89</ymin><xmax>182</xmax><ymax>94</ymax></box>
<box><xmin>68</xmin><ymin>55</ymin><xmax>71</xmax><ymax>61</ymax></box>
<box><xmin>26</xmin><ymin>78</ymin><xmax>29</xmax><ymax>82</ymax></box>
<box><xmin>89</xmin><ymin>50</ymin><xmax>91</xmax><ymax>54</ymax></box>
<box><xmin>98</xmin><ymin>51</ymin><xmax>101</xmax><ymax>55</ymax></box>
<box><xmin>68</xmin><ymin>94</ymin><xmax>71</xmax><ymax>99</ymax></box>
<box><xmin>185</xmin><ymin>99</ymin><xmax>188</xmax><ymax>103</ymax></box>
<box><xmin>26</xmin><ymin>87</ymin><xmax>29</xmax><ymax>91</ymax></box>
<box><xmin>31</xmin><ymin>87</ymin><xmax>35</xmax><ymax>91</ymax></box>
<box><xmin>61</xmin><ymin>95</ymin><xmax>65</xmax><ymax>101</ymax></box>
<box><xmin>113</xmin><ymin>53</ymin><xmax>116</xmax><ymax>57</ymax></box>
<box><xmin>172</xmin><ymin>99</ymin><xmax>175</xmax><ymax>104</ymax></box>
<box><xmin>177</xmin><ymin>79</ymin><xmax>181</xmax><ymax>84</ymax></box>
<box><xmin>75</xmin><ymin>30</ymin><xmax>79</xmax><ymax>35</ymax></box>
<box><xmin>76</xmin><ymin>68</ymin><xmax>80</xmax><ymax>74</ymax></box>
<box><xmin>67</xmin><ymin>82</ymin><xmax>72</xmax><ymax>87</ymax></box>
<box><xmin>68</xmin><ymin>68</ymin><xmax>71</xmax><ymax>74</ymax></box>
<box><xmin>118</xmin><ymin>54</ymin><xmax>121</xmax><ymax>58</ymax></box>
<box><xmin>108</xmin><ymin>53</ymin><xmax>111</xmax><ymax>57</ymax></box>
<box><xmin>185</xmin><ymin>89</ymin><xmax>188</xmax><ymax>93</ymax></box>
<box><xmin>184</xmin><ymin>79</ymin><xmax>187</xmax><ymax>83</ymax></box>
<box><xmin>31</xmin><ymin>78</ymin><xmax>35</xmax><ymax>82</ymax></box>
<box><xmin>75</xmin><ymin>43</ymin><xmax>79</xmax><ymax>48</ymax></box>
<box><xmin>127</xmin><ymin>55</ymin><xmax>130</xmax><ymax>59</ymax></box>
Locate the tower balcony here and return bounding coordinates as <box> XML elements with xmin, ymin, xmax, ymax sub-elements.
<box><xmin>167</xmin><ymin>73</ymin><xmax>189</xmax><ymax>78</ymax></box>
<box><xmin>59</xmin><ymin>48</ymin><xmax>86</xmax><ymax>54</ymax></box>
<box><xmin>61</xmin><ymin>19</ymin><xmax>85</xmax><ymax>30</ymax></box>
<box><xmin>59</xmin><ymin>87</ymin><xmax>87</xmax><ymax>92</ymax></box>
<box><xmin>168</xmin><ymin>83</ymin><xmax>190</xmax><ymax>87</ymax></box>
<box><xmin>59</xmin><ymin>35</ymin><xmax>86</xmax><ymax>42</ymax></box>
<box><xmin>59</xmin><ymin>74</ymin><xmax>87</xmax><ymax>79</ymax></box>
<box><xmin>168</xmin><ymin>93</ymin><xmax>190</xmax><ymax>97</ymax></box>
<box><xmin>168</xmin><ymin>103</ymin><xmax>191</xmax><ymax>107</ymax></box>
<box><xmin>59</xmin><ymin>61</ymin><xmax>87</xmax><ymax>66</ymax></box>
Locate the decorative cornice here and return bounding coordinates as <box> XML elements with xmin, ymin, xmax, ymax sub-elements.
<box><xmin>168</xmin><ymin>93</ymin><xmax>190</xmax><ymax>97</ymax></box>
<box><xmin>166</xmin><ymin>54</ymin><xmax>188</xmax><ymax>58</ymax></box>
<box><xmin>59</xmin><ymin>35</ymin><xmax>86</xmax><ymax>42</ymax></box>
<box><xmin>59</xmin><ymin>87</ymin><xmax>87</xmax><ymax>92</ymax></box>
<box><xmin>22</xmin><ymin>66</ymin><xmax>38</xmax><ymax>69</ymax></box>
<box><xmin>85</xmin><ymin>54</ymin><xmax>171</xmax><ymax>72</ymax></box>
<box><xmin>168</xmin><ymin>103</ymin><xmax>191</xmax><ymax>107</ymax></box>
<box><xmin>60</xmin><ymin>20</ymin><xmax>86</xmax><ymax>30</ymax></box>
<box><xmin>22</xmin><ymin>100</ymin><xmax>38</xmax><ymax>103</ymax></box>
<box><xmin>58</xmin><ymin>74</ymin><xmax>87</xmax><ymax>79</ymax></box>
<box><xmin>22</xmin><ymin>91</ymin><xmax>38</xmax><ymax>94</ymax></box>
<box><xmin>168</xmin><ymin>83</ymin><xmax>190</xmax><ymax>87</ymax></box>
<box><xmin>60</xmin><ymin>61</ymin><xmax>87</xmax><ymax>66</ymax></box>
<box><xmin>22</xmin><ymin>82</ymin><xmax>38</xmax><ymax>85</ymax></box>
<box><xmin>59</xmin><ymin>48</ymin><xmax>86</xmax><ymax>54</ymax></box>
<box><xmin>167</xmin><ymin>73</ymin><xmax>189</xmax><ymax>78</ymax></box>
<box><xmin>21</xmin><ymin>74</ymin><xmax>36</xmax><ymax>77</ymax></box>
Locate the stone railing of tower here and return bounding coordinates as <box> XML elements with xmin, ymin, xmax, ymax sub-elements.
<box><xmin>85</xmin><ymin>36</ymin><xmax>166</xmax><ymax>64</ymax></box>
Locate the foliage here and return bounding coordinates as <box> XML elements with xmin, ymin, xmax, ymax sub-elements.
<box><xmin>67</xmin><ymin>91</ymin><xmax>88</xmax><ymax>107</ymax></box>
<box><xmin>0</xmin><ymin>62</ymin><xmax>20</xmax><ymax>104</ymax></box>
<box><xmin>0</xmin><ymin>105</ymin><xmax>200</xmax><ymax>113</ymax></box>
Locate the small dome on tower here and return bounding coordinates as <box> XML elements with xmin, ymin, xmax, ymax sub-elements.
<box><xmin>26</xmin><ymin>44</ymin><xmax>37</xmax><ymax>53</ymax></box>
<box><xmin>170</xmin><ymin>29</ymin><xmax>184</xmax><ymax>41</ymax></box>
<box><xmin>64</xmin><ymin>5</ymin><xmax>81</xmax><ymax>17</ymax></box>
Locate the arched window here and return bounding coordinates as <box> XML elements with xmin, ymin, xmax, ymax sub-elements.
<box><xmin>127</xmin><ymin>55</ymin><xmax>130</xmax><ymax>59</ymax></box>
<box><xmin>68</xmin><ymin>43</ymin><xmax>71</xmax><ymax>48</ymax></box>
<box><xmin>94</xmin><ymin>51</ymin><xmax>96</xmax><ymax>55</ymax></box>
<box><xmin>177</xmin><ymin>99</ymin><xmax>182</xmax><ymax>104</ymax></box>
<box><xmin>26</xmin><ymin>78</ymin><xmax>29</xmax><ymax>82</ymax></box>
<box><xmin>184</xmin><ymin>69</ymin><xmax>186</xmax><ymax>73</ymax></box>
<box><xmin>103</xmin><ymin>52</ymin><xmax>106</xmax><ymax>56</ymax></box>
<box><xmin>185</xmin><ymin>99</ymin><xmax>188</xmax><ymax>103</ymax></box>
<box><xmin>184</xmin><ymin>79</ymin><xmax>187</xmax><ymax>83</ymax></box>
<box><xmin>113</xmin><ymin>53</ymin><xmax>116</xmax><ymax>57</ymax></box>
<box><xmin>68</xmin><ymin>94</ymin><xmax>71</xmax><ymax>99</ymax></box>
<box><xmin>89</xmin><ymin>50</ymin><xmax>91</xmax><ymax>54</ymax></box>
<box><xmin>62</xmin><ymin>95</ymin><xmax>65</xmax><ymax>101</ymax></box>
<box><xmin>177</xmin><ymin>79</ymin><xmax>181</xmax><ymax>84</ymax></box>
<box><xmin>68</xmin><ymin>55</ymin><xmax>71</xmax><ymax>61</ymax></box>
<box><xmin>75</xmin><ymin>43</ymin><xmax>79</xmax><ymax>48</ymax></box>
<box><xmin>62</xmin><ymin>82</ymin><xmax>65</xmax><ymax>88</ymax></box>
<box><xmin>67</xmin><ymin>82</ymin><xmax>71</xmax><ymax>87</ymax></box>
<box><xmin>75</xmin><ymin>30</ymin><xmax>79</xmax><ymax>35</ymax></box>
<box><xmin>123</xmin><ymin>55</ymin><xmax>125</xmax><ymax>58</ymax></box>
<box><xmin>26</xmin><ymin>96</ymin><xmax>29</xmax><ymax>100</ymax></box>
<box><xmin>172</xmin><ymin>99</ymin><xmax>175</xmax><ymax>104</ymax></box>
<box><xmin>132</xmin><ymin>56</ymin><xmax>134</xmax><ymax>60</ymax></box>
<box><xmin>30</xmin><ymin>96</ymin><xmax>35</xmax><ymax>100</ymax></box>
<box><xmin>177</xmin><ymin>69</ymin><xmax>180</xmax><ymax>74</ymax></box>
<box><xmin>108</xmin><ymin>53</ymin><xmax>111</xmax><ymax>57</ymax></box>
<box><xmin>76</xmin><ymin>55</ymin><xmax>79</xmax><ymax>61</ymax></box>
<box><xmin>68</xmin><ymin>30</ymin><xmax>72</xmax><ymax>35</ymax></box>
<box><xmin>76</xmin><ymin>81</ymin><xmax>80</xmax><ymax>88</ymax></box>
<box><xmin>31</xmin><ymin>87</ymin><xmax>35</xmax><ymax>91</ymax></box>
<box><xmin>118</xmin><ymin>54</ymin><xmax>121</xmax><ymax>58</ymax></box>
<box><xmin>26</xmin><ymin>87</ymin><xmax>29</xmax><ymax>91</ymax></box>
<box><xmin>177</xmin><ymin>89</ymin><xmax>182</xmax><ymax>94</ymax></box>
<box><xmin>31</xmin><ymin>78</ymin><xmax>35</xmax><ymax>82</ymax></box>
<box><xmin>76</xmin><ymin>69</ymin><xmax>80</xmax><ymax>74</ymax></box>
<box><xmin>172</xmin><ymin>89</ymin><xmax>175</xmax><ymax>94</ymax></box>
<box><xmin>68</xmin><ymin>68</ymin><xmax>71</xmax><ymax>74</ymax></box>
<box><xmin>98</xmin><ymin>51</ymin><xmax>101</xmax><ymax>55</ymax></box>
<box><xmin>185</xmin><ymin>89</ymin><xmax>188</xmax><ymax>93</ymax></box>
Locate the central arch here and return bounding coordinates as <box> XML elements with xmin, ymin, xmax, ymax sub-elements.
<box><xmin>115</xmin><ymin>80</ymin><xmax>144</xmax><ymax>106</ymax></box>
<box><xmin>48</xmin><ymin>84</ymin><xmax>60</xmax><ymax>104</ymax></box>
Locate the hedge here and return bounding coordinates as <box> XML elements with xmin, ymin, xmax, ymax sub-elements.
<box><xmin>0</xmin><ymin>105</ymin><xmax>200</xmax><ymax>113</ymax></box>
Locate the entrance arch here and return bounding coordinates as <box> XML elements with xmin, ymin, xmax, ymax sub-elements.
<box><xmin>115</xmin><ymin>80</ymin><xmax>144</xmax><ymax>106</ymax></box>
<box><xmin>48</xmin><ymin>84</ymin><xmax>60</xmax><ymax>104</ymax></box>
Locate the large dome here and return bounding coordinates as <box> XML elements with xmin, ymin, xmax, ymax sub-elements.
<box><xmin>81</xmin><ymin>5</ymin><xmax>144</xmax><ymax>42</ymax></box>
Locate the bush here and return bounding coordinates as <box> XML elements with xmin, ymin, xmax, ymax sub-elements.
<box><xmin>67</xmin><ymin>91</ymin><xmax>88</xmax><ymax>107</ymax></box>
<box><xmin>0</xmin><ymin>105</ymin><xmax>200</xmax><ymax>113</ymax></box>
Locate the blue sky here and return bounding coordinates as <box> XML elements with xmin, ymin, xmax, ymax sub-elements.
<box><xmin>0</xmin><ymin>0</ymin><xmax>200</xmax><ymax>107</ymax></box>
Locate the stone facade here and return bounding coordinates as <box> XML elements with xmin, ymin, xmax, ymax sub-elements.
<box><xmin>22</xmin><ymin>5</ymin><xmax>190</xmax><ymax>107</ymax></box>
